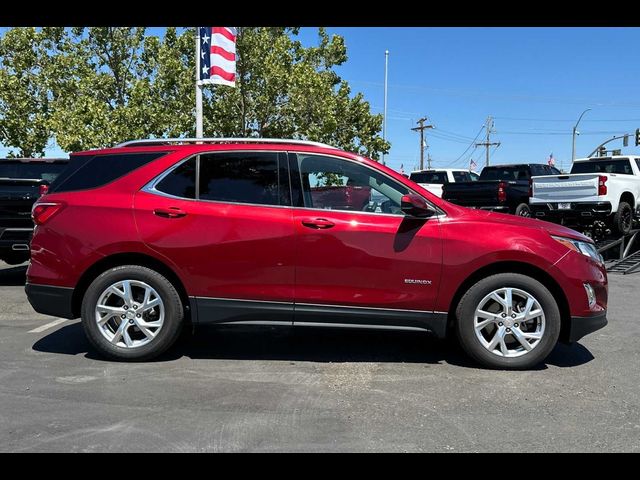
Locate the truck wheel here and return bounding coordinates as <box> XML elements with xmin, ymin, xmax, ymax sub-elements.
<box><xmin>0</xmin><ymin>253</ymin><xmax>29</xmax><ymax>265</ymax></box>
<box><xmin>455</xmin><ymin>273</ymin><xmax>560</xmax><ymax>370</ymax></box>
<box><xmin>613</xmin><ymin>201</ymin><xmax>633</xmax><ymax>235</ymax></box>
<box><xmin>514</xmin><ymin>203</ymin><xmax>531</xmax><ymax>217</ymax></box>
<box><xmin>81</xmin><ymin>265</ymin><xmax>184</xmax><ymax>361</ymax></box>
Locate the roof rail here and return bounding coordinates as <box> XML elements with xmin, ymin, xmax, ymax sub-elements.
<box><xmin>116</xmin><ymin>137</ymin><xmax>339</xmax><ymax>150</ymax></box>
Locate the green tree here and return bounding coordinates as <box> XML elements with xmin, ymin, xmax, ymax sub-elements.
<box><xmin>0</xmin><ymin>28</ymin><xmax>51</xmax><ymax>157</ymax></box>
<box><xmin>204</xmin><ymin>27</ymin><xmax>389</xmax><ymax>159</ymax></box>
<box><xmin>0</xmin><ymin>27</ymin><xmax>389</xmax><ymax>159</ymax></box>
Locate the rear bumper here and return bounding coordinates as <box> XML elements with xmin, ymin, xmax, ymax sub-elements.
<box><xmin>568</xmin><ymin>312</ymin><xmax>608</xmax><ymax>343</ymax></box>
<box><xmin>461</xmin><ymin>205</ymin><xmax>509</xmax><ymax>212</ymax></box>
<box><xmin>25</xmin><ymin>283</ymin><xmax>76</xmax><ymax>319</ymax></box>
<box><xmin>0</xmin><ymin>227</ymin><xmax>33</xmax><ymax>250</ymax></box>
<box><xmin>531</xmin><ymin>202</ymin><xmax>612</xmax><ymax>224</ymax></box>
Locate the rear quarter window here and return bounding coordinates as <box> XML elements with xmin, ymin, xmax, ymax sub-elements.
<box><xmin>571</xmin><ymin>159</ymin><xmax>634</xmax><ymax>175</ymax></box>
<box><xmin>50</xmin><ymin>152</ymin><xmax>166</xmax><ymax>193</ymax></box>
<box><xmin>0</xmin><ymin>161</ymin><xmax>68</xmax><ymax>182</ymax></box>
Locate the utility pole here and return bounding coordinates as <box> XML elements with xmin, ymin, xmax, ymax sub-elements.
<box><xmin>411</xmin><ymin>117</ymin><xmax>434</xmax><ymax>170</ymax></box>
<box><xmin>475</xmin><ymin>116</ymin><xmax>500</xmax><ymax>167</ymax></box>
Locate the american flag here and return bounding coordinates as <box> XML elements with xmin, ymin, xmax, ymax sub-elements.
<box><xmin>547</xmin><ymin>152</ymin><xmax>555</xmax><ymax>166</ymax></box>
<box><xmin>470</xmin><ymin>158</ymin><xmax>477</xmax><ymax>171</ymax></box>
<box><xmin>198</xmin><ymin>27</ymin><xmax>237</xmax><ymax>87</ymax></box>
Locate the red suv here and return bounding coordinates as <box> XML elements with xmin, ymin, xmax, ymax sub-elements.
<box><xmin>25</xmin><ymin>139</ymin><xmax>608</xmax><ymax>369</ymax></box>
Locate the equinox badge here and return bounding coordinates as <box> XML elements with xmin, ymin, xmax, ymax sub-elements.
<box><xmin>404</xmin><ymin>279</ymin><xmax>432</xmax><ymax>285</ymax></box>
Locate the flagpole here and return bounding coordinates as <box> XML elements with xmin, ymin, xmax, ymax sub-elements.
<box><xmin>195</xmin><ymin>27</ymin><xmax>203</xmax><ymax>138</ymax></box>
<box><xmin>382</xmin><ymin>49</ymin><xmax>389</xmax><ymax>165</ymax></box>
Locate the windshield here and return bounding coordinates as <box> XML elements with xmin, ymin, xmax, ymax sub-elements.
<box><xmin>410</xmin><ymin>171</ymin><xmax>448</xmax><ymax>184</ymax></box>
<box><xmin>571</xmin><ymin>159</ymin><xmax>634</xmax><ymax>175</ymax></box>
<box><xmin>0</xmin><ymin>161</ymin><xmax>68</xmax><ymax>182</ymax></box>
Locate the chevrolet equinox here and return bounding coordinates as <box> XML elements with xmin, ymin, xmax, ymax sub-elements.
<box><xmin>25</xmin><ymin>138</ymin><xmax>608</xmax><ymax>369</ymax></box>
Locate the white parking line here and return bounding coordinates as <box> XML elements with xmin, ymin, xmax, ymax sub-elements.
<box><xmin>29</xmin><ymin>318</ymin><xmax>68</xmax><ymax>333</ymax></box>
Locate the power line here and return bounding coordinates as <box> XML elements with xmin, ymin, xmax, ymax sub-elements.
<box><xmin>428</xmin><ymin>131</ymin><xmax>474</xmax><ymax>144</ymax></box>
<box><xmin>445</xmin><ymin>125</ymin><xmax>485</xmax><ymax>168</ymax></box>
<box><xmin>433</xmin><ymin>128</ymin><xmax>476</xmax><ymax>141</ymax></box>
<box><xmin>352</xmin><ymin>80</ymin><xmax>640</xmax><ymax>108</ymax></box>
<box><xmin>498</xmin><ymin>130</ymin><xmax>637</xmax><ymax>136</ymax></box>
<box><xmin>494</xmin><ymin>116</ymin><xmax>640</xmax><ymax>123</ymax></box>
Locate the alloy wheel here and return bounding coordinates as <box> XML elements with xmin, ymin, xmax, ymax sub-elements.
<box><xmin>473</xmin><ymin>287</ymin><xmax>545</xmax><ymax>358</ymax></box>
<box><xmin>94</xmin><ymin>280</ymin><xmax>165</xmax><ymax>348</ymax></box>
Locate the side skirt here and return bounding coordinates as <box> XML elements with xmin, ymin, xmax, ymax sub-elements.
<box><xmin>192</xmin><ymin>297</ymin><xmax>448</xmax><ymax>338</ymax></box>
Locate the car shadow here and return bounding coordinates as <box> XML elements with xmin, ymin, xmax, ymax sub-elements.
<box><xmin>0</xmin><ymin>264</ymin><xmax>27</xmax><ymax>286</ymax></box>
<box><xmin>32</xmin><ymin>322</ymin><xmax>595</xmax><ymax>369</ymax></box>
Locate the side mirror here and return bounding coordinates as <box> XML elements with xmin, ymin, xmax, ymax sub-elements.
<box><xmin>401</xmin><ymin>194</ymin><xmax>436</xmax><ymax>218</ymax></box>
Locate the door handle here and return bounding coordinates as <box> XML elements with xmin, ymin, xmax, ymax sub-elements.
<box><xmin>301</xmin><ymin>218</ymin><xmax>335</xmax><ymax>229</ymax></box>
<box><xmin>153</xmin><ymin>207</ymin><xmax>187</xmax><ymax>218</ymax></box>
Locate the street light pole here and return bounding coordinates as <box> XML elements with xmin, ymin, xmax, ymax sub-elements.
<box><xmin>572</xmin><ymin>109</ymin><xmax>591</xmax><ymax>163</ymax></box>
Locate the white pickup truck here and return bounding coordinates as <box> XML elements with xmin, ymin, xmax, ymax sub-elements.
<box><xmin>409</xmin><ymin>168</ymin><xmax>479</xmax><ymax>198</ymax></box>
<box><xmin>530</xmin><ymin>156</ymin><xmax>640</xmax><ymax>235</ymax></box>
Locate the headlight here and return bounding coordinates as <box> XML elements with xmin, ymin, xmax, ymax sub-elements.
<box><xmin>552</xmin><ymin>235</ymin><xmax>603</xmax><ymax>263</ymax></box>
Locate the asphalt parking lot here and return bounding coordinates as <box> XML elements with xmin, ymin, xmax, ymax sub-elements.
<box><xmin>0</xmin><ymin>260</ymin><xmax>638</xmax><ymax>452</ymax></box>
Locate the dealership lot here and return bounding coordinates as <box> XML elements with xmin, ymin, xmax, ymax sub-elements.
<box><xmin>0</xmin><ymin>261</ymin><xmax>638</xmax><ymax>452</ymax></box>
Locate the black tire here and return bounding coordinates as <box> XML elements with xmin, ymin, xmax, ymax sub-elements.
<box><xmin>455</xmin><ymin>273</ymin><xmax>560</xmax><ymax>370</ymax></box>
<box><xmin>0</xmin><ymin>253</ymin><xmax>29</xmax><ymax>265</ymax></box>
<box><xmin>81</xmin><ymin>265</ymin><xmax>184</xmax><ymax>361</ymax></box>
<box><xmin>514</xmin><ymin>203</ymin><xmax>531</xmax><ymax>217</ymax></box>
<box><xmin>613</xmin><ymin>201</ymin><xmax>633</xmax><ymax>236</ymax></box>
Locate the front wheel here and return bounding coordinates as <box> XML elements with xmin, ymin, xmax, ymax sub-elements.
<box><xmin>81</xmin><ymin>265</ymin><xmax>184</xmax><ymax>361</ymax></box>
<box><xmin>455</xmin><ymin>273</ymin><xmax>560</xmax><ymax>369</ymax></box>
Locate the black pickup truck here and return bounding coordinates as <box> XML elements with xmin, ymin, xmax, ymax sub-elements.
<box><xmin>0</xmin><ymin>158</ymin><xmax>69</xmax><ymax>265</ymax></box>
<box><xmin>442</xmin><ymin>163</ymin><xmax>561</xmax><ymax>217</ymax></box>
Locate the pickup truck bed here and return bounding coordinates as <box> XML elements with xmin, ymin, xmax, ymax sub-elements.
<box><xmin>442</xmin><ymin>163</ymin><xmax>560</xmax><ymax>216</ymax></box>
<box><xmin>530</xmin><ymin>156</ymin><xmax>640</xmax><ymax>235</ymax></box>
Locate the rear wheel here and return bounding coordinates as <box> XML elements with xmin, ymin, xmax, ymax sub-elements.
<box><xmin>613</xmin><ymin>201</ymin><xmax>633</xmax><ymax>235</ymax></box>
<box><xmin>514</xmin><ymin>203</ymin><xmax>531</xmax><ymax>217</ymax></box>
<box><xmin>0</xmin><ymin>253</ymin><xmax>29</xmax><ymax>265</ymax></box>
<box><xmin>81</xmin><ymin>265</ymin><xmax>184</xmax><ymax>361</ymax></box>
<box><xmin>455</xmin><ymin>273</ymin><xmax>560</xmax><ymax>369</ymax></box>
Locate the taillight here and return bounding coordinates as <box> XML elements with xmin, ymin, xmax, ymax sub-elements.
<box><xmin>498</xmin><ymin>181</ymin><xmax>507</xmax><ymax>203</ymax></box>
<box><xmin>39</xmin><ymin>184</ymin><xmax>49</xmax><ymax>196</ymax></box>
<box><xmin>32</xmin><ymin>202</ymin><xmax>64</xmax><ymax>225</ymax></box>
<box><xmin>598</xmin><ymin>175</ymin><xmax>607</xmax><ymax>196</ymax></box>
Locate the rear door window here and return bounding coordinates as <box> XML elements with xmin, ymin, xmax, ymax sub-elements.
<box><xmin>198</xmin><ymin>152</ymin><xmax>290</xmax><ymax>206</ymax></box>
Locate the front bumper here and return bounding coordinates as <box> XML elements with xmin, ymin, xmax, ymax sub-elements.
<box><xmin>25</xmin><ymin>283</ymin><xmax>76</xmax><ymax>319</ymax></box>
<box><xmin>568</xmin><ymin>312</ymin><xmax>608</xmax><ymax>343</ymax></box>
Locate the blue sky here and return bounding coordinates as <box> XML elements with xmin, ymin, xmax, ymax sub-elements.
<box><xmin>3</xmin><ymin>27</ymin><xmax>640</xmax><ymax>173</ymax></box>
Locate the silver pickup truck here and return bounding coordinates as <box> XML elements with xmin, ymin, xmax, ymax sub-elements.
<box><xmin>530</xmin><ymin>156</ymin><xmax>640</xmax><ymax>235</ymax></box>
